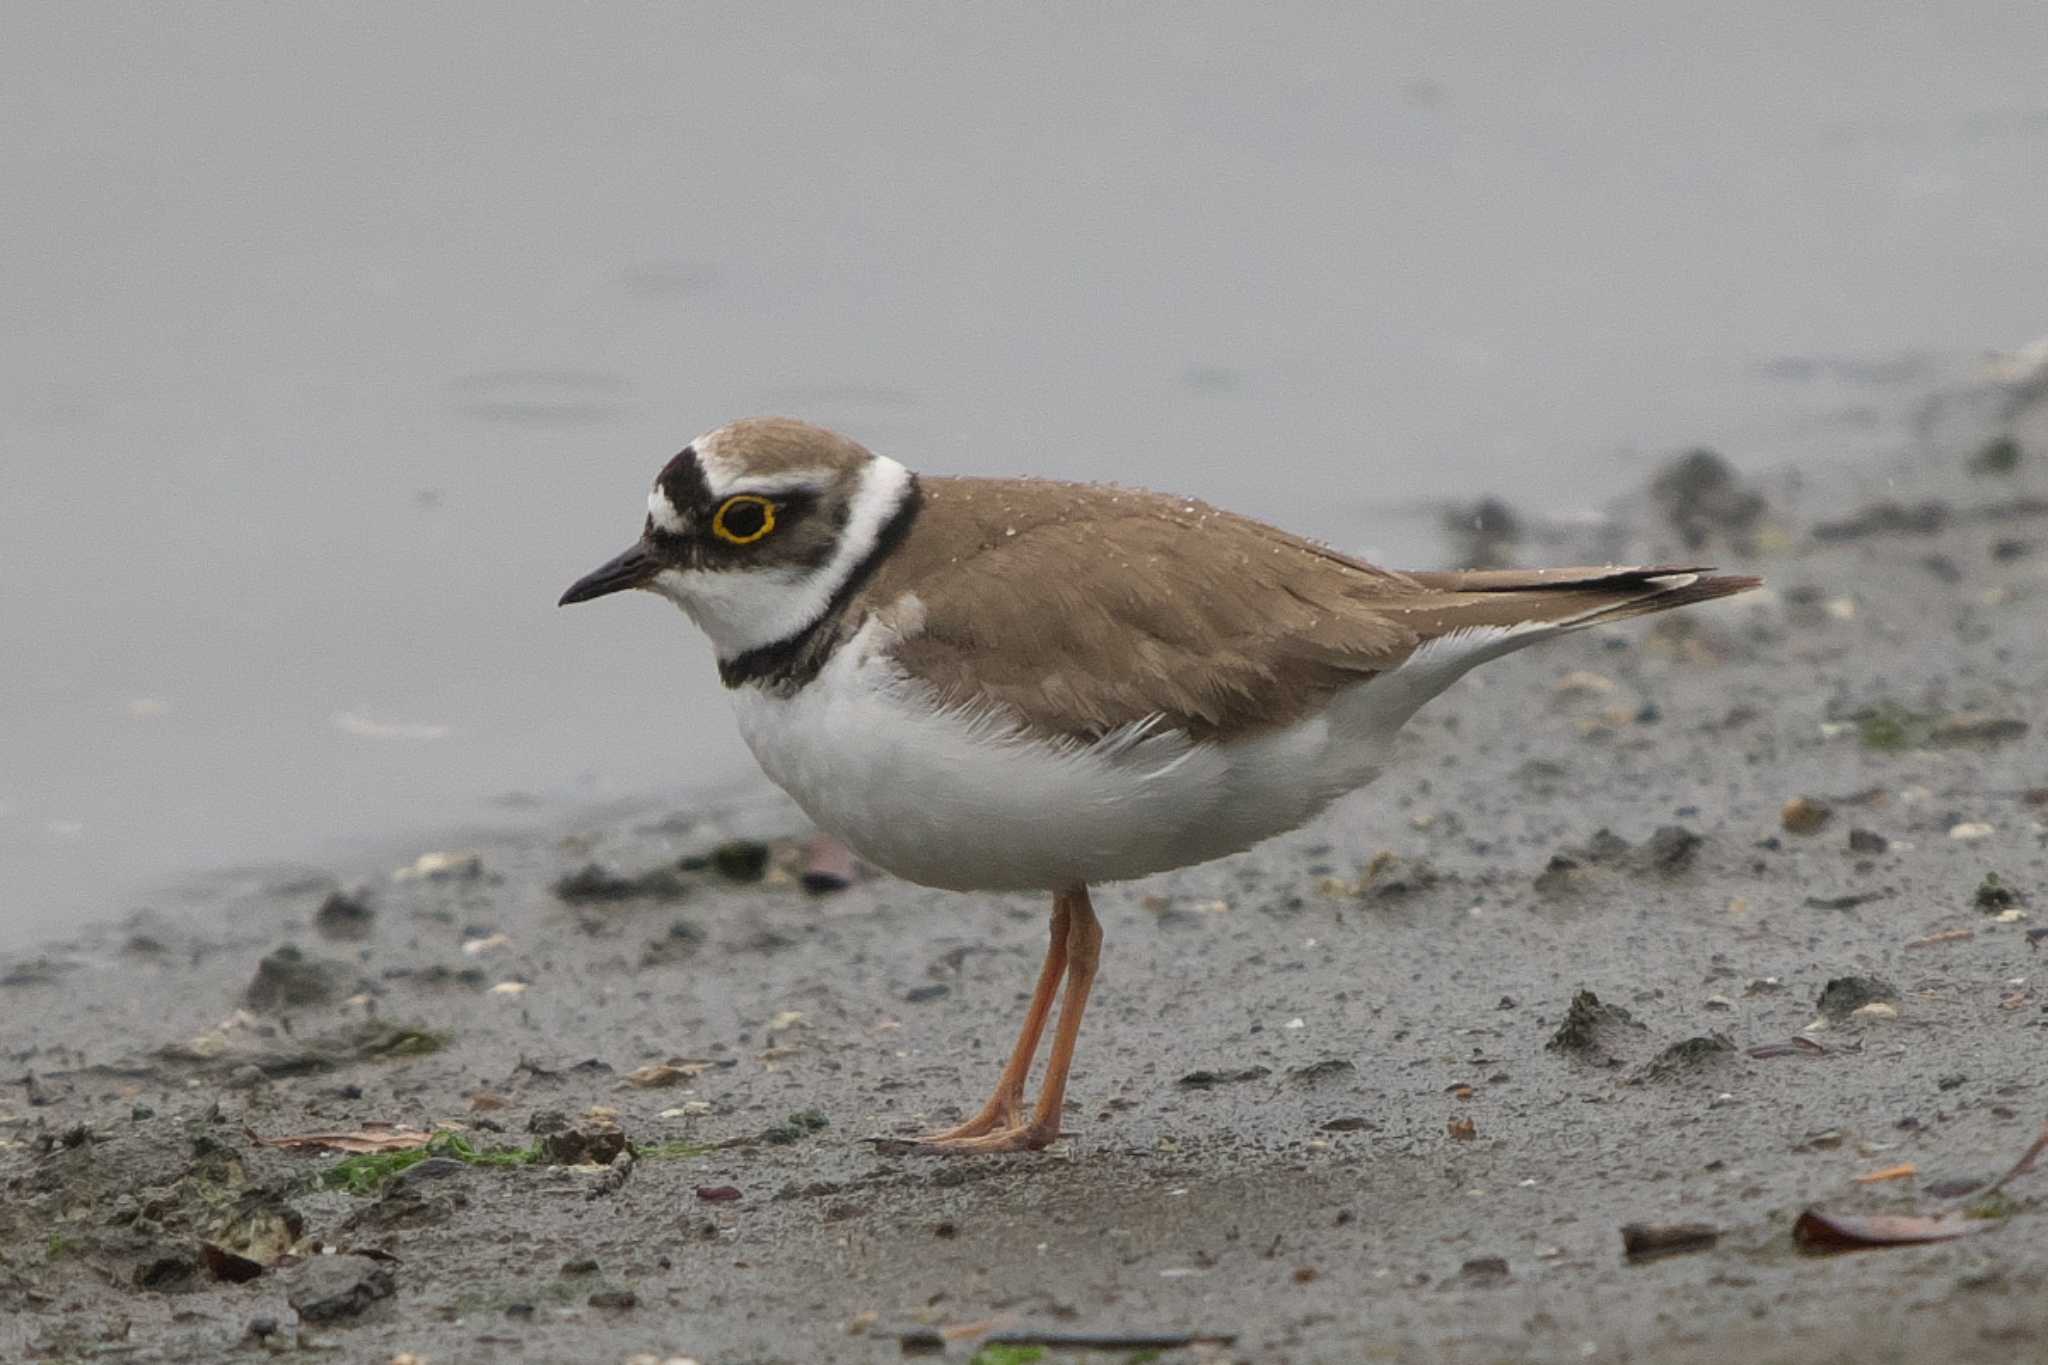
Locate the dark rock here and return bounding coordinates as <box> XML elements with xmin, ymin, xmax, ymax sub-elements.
<box><xmin>1781</xmin><ymin>797</ymin><xmax>1832</xmax><ymax>835</ymax></box>
<box><xmin>1</xmin><ymin>956</ymin><xmax>82</xmax><ymax>988</ymax></box>
<box><xmin>709</xmin><ymin>839</ymin><xmax>771</xmax><ymax>882</ymax></box>
<box><xmin>1545</xmin><ymin>991</ymin><xmax>1644</xmax><ymax>1066</ymax></box>
<box><xmin>639</xmin><ymin>919</ymin><xmax>705</xmax><ymax>968</ymax></box>
<box><xmin>243</xmin><ymin>945</ymin><xmax>358</xmax><ymax>1011</ymax></box>
<box><xmin>1650</xmin><ymin>448</ymin><xmax>1767</xmax><ymax>551</ymax></box>
<box><xmin>1812</xmin><ymin>500</ymin><xmax>1950</xmax><ymax>542</ymax></box>
<box><xmin>394</xmin><ymin>1157</ymin><xmax>469</xmax><ymax>1185</ymax></box>
<box><xmin>1921</xmin><ymin>553</ymin><xmax>1964</xmax><ymax>583</ymax></box>
<box><xmin>1817</xmin><ymin>975</ymin><xmax>1899</xmax><ymax>1018</ymax></box>
<box><xmin>1928</xmin><ymin>714</ymin><xmax>2029</xmax><ymax>748</ymax></box>
<box><xmin>536</xmin><ymin>1119</ymin><xmax>627</xmax><ymax>1166</ymax></box>
<box><xmin>761</xmin><ymin>1110</ymin><xmax>830</xmax><ymax>1144</ymax></box>
<box><xmin>903</xmin><ymin>983</ymin><xmax>950</xmax><ymax>1004</ymax></box>
<box><xmin>134</xmin><ymin>1254</ymin><xmax>198</xmax><ymax>1292</ymax></box>
<box><xmin>287</xmin><ymin>1254</ymin><xmax>395</xmax><ymax>1324</ymax></box>
<box><xmin>553</xmin><ymin>863</ymin><xmax>688</xmax><ymax>904</ymax></box>
<box><xmin>1636</xmin><ymin>1034</ymin><xmax>1737</xmax><ymax>1083</ymax></box>
<box><xmin>1641</xmin><ymin>825</ymin><xmax>1703</xmax><ymax>872</ymax></box>
<box><xmin>1287</xmin><ymin>1058</ymin><xmax>1356</xmax><ymax>1086</ymax></box>
<box><xmin>1457</xmin><ymin>1255</ymin><xmax>1512</xmax><ymax>1286</ymax></box>
<box><xmin>1992</xmin><ymin>537</ymin><xmax>2033</xmax><ymax>562</ymax></box>
<box><xmin>313</xmin><ymin>888</ymin><xmax>374</xmax><ymax>941</ymax></box>
<box><xmin>1974</xmin><ymin>874</ymin><xmax>2022</xmax><ymax>913</ymax></box>
<box><xmin>1970</xmin><ymin>435</ymin><xmax>2025</xmax><ymax>475</ymax></box>
<box><xmin>588</xmin><ymin>1289</ymin><xmax>637</xmax><ymax>1310</ymax></box>
<box><xmin>1361</xmin><ymin>854</ymin><xmax>1443</xmax><ymax>898</ymax></box>
<box><xmin>1847</xmin><ymin>827</ymin><xmax>1889</xmax><ymax>854</ymax></box>
<box><xmin>1177</xmin><ymin>1066</ymin><xmax>1273</xmax><ymax>1089</ymax></box>
<box><xmin>1621</xmin><ymin>1222</ymin><xmax>1720</xmax><ymax>1263</ymax></box>
<box><xmin>1443</xmin><ymin>495</ymin><xmax>1523</xmax><ymax>569</ymax></box>
<box><xmin>200</xmin><ymin>1243</ymin><xmax>265</xmax><ymax>1284</ymax></box>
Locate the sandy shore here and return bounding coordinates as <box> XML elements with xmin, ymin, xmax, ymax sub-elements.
<box><xmin>5</xmin><ymin>372</ymin><xmax>2047</xmax><ymax>1364</ymax></box>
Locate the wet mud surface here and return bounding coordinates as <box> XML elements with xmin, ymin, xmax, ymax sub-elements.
<box><xmin>6</xmin><ymin>383</ymin><xmax>2048</xmax><ymax>1363</ymax></box>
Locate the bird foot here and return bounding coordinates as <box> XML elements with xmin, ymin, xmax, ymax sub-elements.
<box><xmin>917</xmin><ymin>1091</ymin><xmax>1026</xmax><ymax>1144</ymax></box>
<box><xmin>911</xmin><ymin>1119</ymin><xmax>1062</xmax><ymax>1155</ymax></box>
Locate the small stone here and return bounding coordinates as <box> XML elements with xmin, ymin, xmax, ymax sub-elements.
<box><xmin>1970</xmin><ymin>435</ymin><xmax>2025</xmax><ymax>476</ymax></box>
<box><xmin>1929</xmin><ymin>714</ymin><xmax>2029</xmax><ymax>748</ymax></box>
<box><xmin>1949</xmin><ymin>822</ymin><xmax>1996</xmax><ymax>841</ymax></box>
<box><xmin>1545</xmin><ymin>990</ymin><xmax>1643</xmax><ymax>1065</ymax></box>
<box><xmin>1636</xmin><ymin>1034</ymin><xmax>1736</xmax><ymax>1083</ymax></box>
<box><xmin>1817</xmin><ymin>975</ymin><xmax>1899</xmax><ymax>1018</ymax></box>
<box><xmin>1621</xmin><ymin>1222</ymin><xmax>1720</xmax><ymax>1263</ymax></box>
<box><xmin>313</xmin><ymin>888</ymin><xmax>375</xmax><ymax>941</ymax></box>
<box><xmin>394</xmin><ymin>850</ymin><xmax>482</xmax><ymax>881</ymax></box>
<box><xmin>1974</xmin><ymin>874</ymin><xmax>2022</xmax><ymax>913</ymax></box>
<box><xmin>1650</xmin><ymin>448</ymin><xmax>1767</xmax><ymax>550</ymax></box>
<box><xmin>902</xmin><ymin>984</ymin><xmax>950</xmax><ymax>1004</ymax></box>
<box><xmin>1458</xmin><ymin>1254</ymin><xmax>1511</xmax><ymax>1284</ymax></box>
<box><xmin>1847</xmin><ymin>827</ymin><xmax>1889</xmax><ymax>854</ymax></box>
<box><xmin>287</xmin><ymin>1254</ymin><xmax>396</xmax><ymax>1323</ymax></box>
<box><xmin>536</xmin><ymin>1119</ymin><xmax>627</xmax><ymax>1166</ymax></box>
<box><xmin>1781</xmin><ymin>797</ymin><xmax>1833</xmax><ymax>836</ymax></box>
<box><xmin>1852</xmin><ymin>1001</ymin><xmax>1900</xmax><ymax>1020</ymax></box>
<box><xmin>708</xmin><ymin>840</ymin><xmax>770</xmax><ymax>882</ymax></box>
<box><xmin>554</xmin><ymin>863</ymin><xmax>688</xmax><ymax>904</ymax></box>
<box><xmin>587</xmin><ymin>1289</ymin><xmax>637</xmax><ymax>1310</ymax></box>
<box><xmin>243</xmin><ymin>945</ymin><xmax>358</xmax><ymax>1011</ymax></box>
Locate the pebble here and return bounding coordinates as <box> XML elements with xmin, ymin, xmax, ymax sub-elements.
<box><xmin>1782</xmin><ymin>797</ymin><xmax>1833</xmax><ymax>835</ymax></box>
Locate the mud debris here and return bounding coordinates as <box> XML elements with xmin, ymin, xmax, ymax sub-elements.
<box><xmin>1635</xmin><ymin>1034</ymin><xmax>1737</xmax><ymax>1083</ymax></box>
<box><xmin>1781</xmin><ymin>797</ymin><xmax>1833</xmax><ymax>836</ymax></box>
<box><xmin>1817</xmin><ymin>976</ymin><xmax>1899</xmax><ymax>1018</ymax></box>
<box><xmin>1649</xmin><ymin>448</ymin><xmax>1768</xmax><ymax>551</ymax></box>
<box><xmin>288</xmin><ymin>1253</ymin><xmax>396</xmax><ymax>1323</ymax></box>
<box><xmin>243</xmin><ymin>945</ymin><xmax>362</xmax><ymax>1011</ymax></box>
<box><xmin>1621</xmin><ymin>1222</ymin><xmax>1720</xmax><ymax>1263</ymax></box>
<box><xmin>1443</xmin><ymin>495</ymin><xmax>1524</xmax><ymax>568</ymax></box>
<box><xmin>1545</xmin><ymin>991</ymin><xmax>1645</xmax><ymax>1066</ymax></box>
<box><xmin>313</xmin><ymin>887</ymin><xmax>375</xmax><ymax>940</ymax></box>
<box><xmin>1975</xmin><ymin>874</ymin><xmax>2022</xmax><ymax>913</ymax></box>
<box><xmin>553</xmin><ymin>862</ymin><xmax>689</xmax><ymax>904</ymax></box>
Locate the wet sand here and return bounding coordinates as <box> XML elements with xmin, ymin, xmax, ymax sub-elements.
<box><xmin>4</xmin><ymin>373</ymin><xmax>2046</xmax><ymax>1363</ymax></box>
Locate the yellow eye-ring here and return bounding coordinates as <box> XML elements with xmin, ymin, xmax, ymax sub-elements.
<box><xmin>711</xmin><ymin>495</ymin><xmax>776</xmax><ymax>545</ymax></box>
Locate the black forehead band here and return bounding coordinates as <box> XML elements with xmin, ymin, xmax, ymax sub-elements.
<box><xmin>654</xmin><ymin>445</ymin><xmax>713</xmax><ymax>512</ymax></box>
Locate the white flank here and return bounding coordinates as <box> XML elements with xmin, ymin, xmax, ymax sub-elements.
<box><xmin>731</xmin><ymin>616</ymin><xmax>1576</xmax><ymax>892</ymax></box>
<box><xmin>649</xmin><ymin>454</ymin><xmax>914</xmax><ymax>658</ymax></box>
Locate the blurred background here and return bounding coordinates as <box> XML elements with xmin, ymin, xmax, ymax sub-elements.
<box><xmin>5</xmin><ymin>3</ymin><xmax>2046</xmax><ymax>945</ymax></box>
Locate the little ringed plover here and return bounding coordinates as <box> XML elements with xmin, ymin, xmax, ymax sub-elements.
<box><xmin>561</xmin><ymin>417</ymin><xmax>1760</xmax><ymax>1153</ymax></box>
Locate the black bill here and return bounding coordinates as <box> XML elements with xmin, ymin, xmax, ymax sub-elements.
<box><xmin>558</xmin><ymin>542</ymin><xmax>658</xmax><ymax>605</ymax></box>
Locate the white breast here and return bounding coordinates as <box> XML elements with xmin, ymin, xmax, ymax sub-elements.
<box><xmin>726</xmin><ymin>618</ymin><xmax>1515</xmax><ymax>892</ymax></box>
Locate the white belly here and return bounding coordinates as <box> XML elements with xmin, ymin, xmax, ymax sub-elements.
<box><xmin>727</xmin><ymin>621</ymin><xmax>1425</xmax><ymax>892</ymax></box>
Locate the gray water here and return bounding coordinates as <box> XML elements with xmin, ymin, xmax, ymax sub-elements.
<box><xmin>5</xmin><ymin>3</ymin><xmax>2046</xmax><ymax>946</ymax></box>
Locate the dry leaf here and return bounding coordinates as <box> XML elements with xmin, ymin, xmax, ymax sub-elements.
<box><xmin>1792</xmin><ymin>1208</ymin><xmax>1984</xmax><ymax>1252</ymax></box>
<box><xmin>253</xmin><ymin>1124</ymin><xmax>432</xmax><ymax>1155</ymax></box>
<box><xmin>1853</xmin><ymin>1162</ymin><xmax>1918</xmax><ymax>1183</ymax></box>
<box><xmin>622</xmin><ymin>1059</ymin><xmax>715</xmax><ymax>1088</ymax></box>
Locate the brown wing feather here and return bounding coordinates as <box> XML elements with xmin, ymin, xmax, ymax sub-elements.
<box><xmin>856</xmin><ymin>479</ymin><xmax>1759</xmax><ymax>740</ymax></box>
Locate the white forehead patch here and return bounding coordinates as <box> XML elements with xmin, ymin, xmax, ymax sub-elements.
<box><xmin>647</xmin><ymin>485</ymin><xmax>685</xmax><ymax>532</ymax></box>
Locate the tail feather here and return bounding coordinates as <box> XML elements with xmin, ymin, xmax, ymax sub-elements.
<box><xmin>1397</xmin><ymin>565</ymin><xmax>1763</xmax><ymax>634</ymax></box>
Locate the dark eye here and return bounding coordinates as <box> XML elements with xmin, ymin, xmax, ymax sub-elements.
<box><xmin>711</xmin><ymin>495</ymin><xmax>776</xmax><ymax>545</ymax></box>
